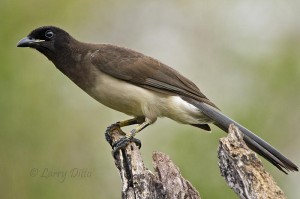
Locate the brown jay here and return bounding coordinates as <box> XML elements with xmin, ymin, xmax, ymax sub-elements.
<box><xmin>17</xmin><ymin>26</ymin><xmax>298</xmax><ymax>174</ymax></box>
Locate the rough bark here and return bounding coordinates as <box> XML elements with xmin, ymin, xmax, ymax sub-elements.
<box><xmin>218</xmin><ymin>124</ymin><xmax>287</xmax><ymax>199</ymax></box>
<box><xmin>106</xmin><ymin>125</ymin><xmax>201</xmax><ymax>199</ymax></box>
<box><xmin>105</xmin><ymin>123</ymin><xmax>287</xmax><ymax>199</ymax></box>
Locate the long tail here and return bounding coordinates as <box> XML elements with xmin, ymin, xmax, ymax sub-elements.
<box><xmin>193</xmin><ymin>101</ymin><xmax>298</xmax><ymax>174</ymax></box>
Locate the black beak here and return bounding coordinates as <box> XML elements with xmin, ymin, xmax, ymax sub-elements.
<box><xmin>17</xmin><ymin>37</ymin><xmax>43</xmax><ymax>47</ymax></box>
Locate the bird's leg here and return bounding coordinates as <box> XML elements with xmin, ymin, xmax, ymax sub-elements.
<box><xmin>118</xmin><ymin>117</ymin><xmax>145</xmax><ymax>127</ymax></box>
<box><xmin>112</xmin><ymin>120</ymin><xmax>150</xmax><ymax>156</ymax></box>
<box><xmin>105</xmin><ymin>117</ymin><xmax>145</xmax><ymax>146</ymax></box>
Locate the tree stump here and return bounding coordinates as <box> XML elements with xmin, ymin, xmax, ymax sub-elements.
<box><xmin>106</xmin><ymin>125</ymin><xmax>201</xmax><ymax>199</ymax></box>
<box><xmin>105</xmin><ymin>123</ymin><xmax>287</xmax><ymax>199</ymax></box>
<box><xmin>218</xmin><ymin>124</ymin><xmax>287</xmax><ymax>199</ymax></box>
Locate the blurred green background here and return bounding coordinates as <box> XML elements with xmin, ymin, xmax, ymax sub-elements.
<box><xmin>1</xmin><ymin>0</ymin><xmax>300</xmax><ymax>198</ymax></box>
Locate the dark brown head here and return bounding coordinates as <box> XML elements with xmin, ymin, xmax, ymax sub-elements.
<box><xmin>17</xmin><ymin>26</ymin><xmax>73</xmax><ymax>61</ymax></box>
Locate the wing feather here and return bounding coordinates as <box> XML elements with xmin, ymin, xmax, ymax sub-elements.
<box><xmin>91</xmin><ymin>44</ymin><xmax>218</xmax><ymax>109</ymax></box>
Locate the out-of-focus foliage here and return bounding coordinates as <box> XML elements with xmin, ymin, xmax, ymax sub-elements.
<box><xmin>1</xmin><ymin>1</ymin><xmax>299</xmax><ymax>198</ymax></box>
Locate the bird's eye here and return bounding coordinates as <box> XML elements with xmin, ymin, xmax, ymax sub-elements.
<box><xmin>45</xmin><ymin>30</ymin><xmax>54</xmax><ymax>39</ymax></box>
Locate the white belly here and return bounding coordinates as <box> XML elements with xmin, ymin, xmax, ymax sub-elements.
<box><xmin>88</xmin><ymin>70</ymin><xmax>208</xmax><ymax>124</ymax></box>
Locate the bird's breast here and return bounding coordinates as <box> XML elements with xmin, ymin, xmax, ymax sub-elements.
<box><xmin>88</xmin><ymin>69</ymin><xmax>159</xmax><ymax>120</ymax></box>
<box><xmin>84</xmin><ymin>68</ymin><xmax>208</xmax><ymax>125</ymax></box>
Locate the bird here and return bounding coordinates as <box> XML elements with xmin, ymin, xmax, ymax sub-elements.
<box><xmin>17</xmin><ymin>26</ymin><xmax>298</xmax><ymax>174</ymax></box>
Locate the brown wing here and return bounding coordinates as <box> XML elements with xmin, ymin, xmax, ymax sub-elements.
<box><xmin>91</xmin><ymin>44</ymin><xmax>218</xmax><ymax>109</ymax></box>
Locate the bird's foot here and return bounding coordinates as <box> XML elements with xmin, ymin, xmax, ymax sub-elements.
<box><xmin>105</xmin><ymin>122</ymin><xmax>142</xmax><ymax>157</ymax></box>
<box><xmin>105</xmin><ymin>123</ymin><xmax>125</xmax><ymax>146</ymax></box>
<box><xmin>112</xmin><ymin>136</ymin><xmax>141</xmax><ymax>158</ymax></box>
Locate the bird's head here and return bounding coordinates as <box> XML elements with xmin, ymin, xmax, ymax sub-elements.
<box><xmin>17</xmin><ymin>26</ymin><xmax>72</xmax><ymax>58</ymax></box>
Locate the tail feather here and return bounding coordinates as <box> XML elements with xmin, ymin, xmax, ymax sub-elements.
<box><xmin>193</xmin><ymin>101</ymin><xmax>298</xmax><ymax>174</ymax></box>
